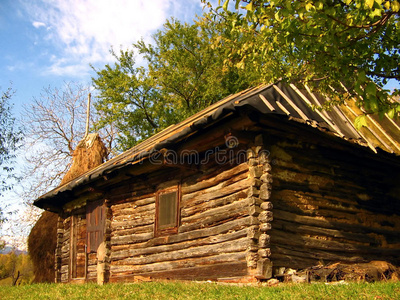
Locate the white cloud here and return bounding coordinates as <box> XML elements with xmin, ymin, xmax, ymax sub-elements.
<box><xmin>20</xmin><ymin>0</ymin><xmax>203</xmax><ymax>77</ymax></box>
<box><xmin>32</xmin><ymin>21</ymin><xmax>46</xmax><ymax>28</ymax></box>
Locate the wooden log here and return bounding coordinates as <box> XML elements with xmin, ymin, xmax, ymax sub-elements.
<box><xmin>181</xmin><ymin>163</ymin><xmax>248</xmax><ymax>195</ymax></box>
<box><xmin>112</xmin><ymin>202</ymin><xmax>155</xmax><ymax>219</ymax></box>
<box><xmin>180</xmin><ymin>198</ymin><xmax>253</xmax><ymax>232</ymax></box>
<box><xmin>258</xmin><ymin>211</ymin><xmax>273</xmax><ymax>223</ymax></box>
<box><xmin>180</xmin><ymin>190</ymin><xmax>247</xmax><ymax>218</ymax></box>
<box><xmin>247</xmin><ymin>226</ymin><xmax>260</xmax><ymax>240</ymax></box>
<box><xmin>269</xmin><ymin>229</ymin><xmax>400</xmax><ymax>257</ymax></box>
<box><xmin>114</xmin><ymin>237</ymin><xmax>248</xmax><ymax>266</ymax></box>
<box><xmin>258</xmin><ymin>233</ymin><xmax>270</xmax><ymax>248</ymax></box>
<box><xmin>271</xmin><ymin>244</ymin><xmax>367</xmax><ymax>265</ymax></box>
<box><xmin>260</xmin><ymin>189</ymin><xmax>272</xmax><ymax>201</ymax></box>
<box><xmin>260</xmin><ymin>173</ymin><xmax>273</xmax><ymax>184</ymax></box>
<box><xmin>256</xmin><ymin>258</ymin><xmax>272</xmax><ymax>279</ymax></box>
<box><xmin>263</xmin><ymin>163</ymin><xmax>272</xmax><ymax>172</ymax></box>
<box><xmin>272</xmin><ymin>209</ymin><xmax>400</xmax><ymax>242</ymax></box>
<box><xmin>181</xmin><ymin>176</ymin><xmax>250</xmax><ymax>208</ymax></box>
<box><xmin>270</xmin><ymin>253</ymin><xmax>320</xmax><ymax>270</ymax></box>
<box><xmin>259</xmin><ymin>223</ymin><xmax>272</xmax><ymax>232</ymax></box>
<box><xmin>111</xmin><ymin>195</ymin><xmax>155</xmax><ymax>212</ymax></box>
<box><xmin>113</xmin><ymin>216</ymin><xmax>256</xmax><ymax>252</ymax></box>
<box><xmin>111</xmin><ymin>224</ymin><xmax>153</xmax><ymax>238</ymax></box>
<box><xmin>112</xmin><ymin>207</ymin><xmax>155</xmax><ymax>223</ymax></box>
<box><xmin>248</xmin><ymin>157</ymin><xmax>259</xmax><ymax>167</ymax></box>
<box><xmin>109</xmin><ymin>261</ymin><xmax>248</xmax><ymax>282</ymax></box>
<box><xmin>111</xmin><ymin>215</ymin><xmax>154</xmax><ymax>230</ymax></box>
<box><xmin>110</xmin><ymin>252</ymin><xmax>247</xmax><ymax>275</ymax></box>
<box><xmin>111</xmin><ymin>232</ymin><xmax>154</xmax><ymax>246</ymax></box>
<box><xmin>249</xmin><ymin>166</ymin><xmax>263</xmax><ymax>178</ymax></box>
<box><xmin>248</xmin><ymin>205</ymin><xmax>262</xmax><ymax>217</ymax></box>
<box><xmin>249</xmin><ymin>178</ymin><xmax>262</xmax><ymax>187</ymax></box>
<box><xmin>246</xmin><ymin>251</ymin><xmax>258</xmax><ymax>268</ymax></box>
<box><xmin>260</xmin><ymin>201</ymin><xmax>273</xmax><ymax>211</ymax></box>
<box><xmin>258</xmin><ymin>248</ymin><xmax>271</xmax><ymax>258</ymax></box>
<box><xmin>111</xmin><ymin>228</ymin><xmax>248</xmax><ymax>261</ymax></box>
<box><xmin>247</xmin><ymin>186</ymin><xmax>260</xmax><ymax>197</ymax></box>
<box><xmin>272</xmin><ymin>218</ymin><xmax>380</xmax><ymax>245</ymax></box>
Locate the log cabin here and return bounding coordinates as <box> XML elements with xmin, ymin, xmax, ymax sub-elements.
<box><xmin>34</xmin><ymin>81</ymin><xmax>400</xmax><ymax>284</ymax></box>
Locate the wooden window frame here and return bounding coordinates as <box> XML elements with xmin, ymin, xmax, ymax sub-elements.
<box><xmin>155</xmin><ymin>185</ymin><xmax>180</xmax><ymax>236</ymax></box>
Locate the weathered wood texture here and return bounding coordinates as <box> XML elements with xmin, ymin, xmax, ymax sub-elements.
<box><xmin>268</xmin><ymin>138</ymin><xmax>400</xmax><ymax>270</ymax></box>
<box><xmin>55</xmin><ymin>217</ymin><xmax>64</xmax><ymax>283</ymax></box>
<box><xmin>59</xmin><ymin>213</ymin><xmax>87</xmax><ymax>283</ymax></box>
<box><xmin>108</xmin><ymin>155</ymin><xmax>253</xmax><ymax>281</ymax></box>
<box><xmin>60</xmin><ymin>217</ymin><xmax>70</xmax><ymax>283</ymax></box>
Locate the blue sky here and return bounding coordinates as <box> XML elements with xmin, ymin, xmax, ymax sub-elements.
<box><xmin>0</xmin><ymin>0</ymin><xmax>208</xmax><ymax>249</ymax></box>
<box><xmin>0</xmin><ymin>0</ymin><xmax>205</xmax><ymax>112</ymax></box>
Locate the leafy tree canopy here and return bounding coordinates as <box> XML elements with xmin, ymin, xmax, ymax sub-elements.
<box><xmin>92</xmin><ymin>17</ymin><xmax>260</xmax><ymax>151</ymax></box>
<box><xmin>0</xmin><ymin>87</ymin><xmax>22</xmax><ymax>237</ymax></box>
<box><xmin>209</xmin><ymin>0</ymin><xmax>400</xmax><ymax>119</ymax></box>
<box><xmin>0</xmin><ymin>87</ymin><xmax>21</xmax><ymax>195</ymax></box>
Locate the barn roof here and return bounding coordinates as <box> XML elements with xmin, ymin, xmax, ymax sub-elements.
<box><xmin>34</xmin><ymin>81</ymin><xmax>400</xmax><ymax>210</ymax></box>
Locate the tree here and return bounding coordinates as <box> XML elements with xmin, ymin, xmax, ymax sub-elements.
<box><xmin>0</xmin><ymin>251</ymin><xmax>33</xmax><ymax>285</ymax></box>
<box><xmin>0</xmin><ymin>86</ymin><xmax>22</xmax><ymax>249</ymax></box>
<box><xmin>0</xmin><ymin>86</ymin><xmax>22</xmax><ymax>195</ymax></box>
<box><xmin>21</xmin><ymin>82</ymin><xmax>116</xmax><ymax>203</ymax></box>
<box><xmin>92</xmin><ymin>17</ymin><xmax>260</xmax><ymax>151</ymax></box>
<box><xmin>208</xmin><ymin>0</ymin><xmax>400</xmax><ymax>119</ymax></box>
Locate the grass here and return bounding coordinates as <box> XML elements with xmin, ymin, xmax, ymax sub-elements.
<box><xmin>0</xmin><ymin>281</ymin><xmax>399</xmax><ymax>300</ymax></box>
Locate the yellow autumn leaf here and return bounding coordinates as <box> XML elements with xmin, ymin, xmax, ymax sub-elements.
<box><xmin>366</xmin><ymin>0</ymin><xmax>375</xmax><ymax>9</ymax></box>
<box><xmin>392</xmin><ymin>1</ymin><xmax>400</xmax><ymax>12</ymax></box>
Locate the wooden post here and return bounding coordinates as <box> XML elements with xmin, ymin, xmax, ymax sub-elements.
<box><xmin>85</xmin><ymin>93</ymin><xmax>91</xmax><ymax>138</ymax></box>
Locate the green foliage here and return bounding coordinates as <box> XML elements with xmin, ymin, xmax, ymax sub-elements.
<box><xmin>0</xmin><ymin>252</ymin><xmax>33</xmax><ymax>286</ymax></box>
<box><xmin>92</xmin><ymin>17</ymin><xmax>259</xmax><ymax>151</ymax></box>
<box><xmin>210</xmin><ymin>0</ymin><xmax>400</xmax><ymax>117</ymax></box>
<box><xmin>0</xmin><ymin>86</ymin><xmax>23</xmax><ymax>243</ymax></box>
<box><xmin>0</xmin><ymin>86</ymin><xmax>22</xmax><ymax>197</ymax></box>
<box><xmin>0</xmin><ymin>281</ymin><xmax>400</xmax><ymax>299</ymax></box>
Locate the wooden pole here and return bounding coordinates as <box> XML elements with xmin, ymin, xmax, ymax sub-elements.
<box><xmin>85</xmin><ymin>93</ymin><xmax>91</xmax><ymax>138</ymax></box>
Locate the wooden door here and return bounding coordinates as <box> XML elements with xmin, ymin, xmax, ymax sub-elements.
<box><xmin>71</xmin><ymin>213</ymin><xmax>86</xmax><ymax>279</ymax></box>
<box><xmin>86</xmin><ymin>199</ymin><xmax>106</xmax><ymax>253</ymax></box>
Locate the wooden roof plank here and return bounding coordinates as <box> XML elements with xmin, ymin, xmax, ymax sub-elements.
<box><xmin>273</xmin><ymin>85</ymin><xmax>309</xmax><ymax>121</ymax></box>
<box><xmin>290</xmin><ymin>84</ymin><xmax>344</xmax><ymax>137</ymax></box>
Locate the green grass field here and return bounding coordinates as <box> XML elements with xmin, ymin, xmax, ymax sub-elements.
<box><xmin>0</xmin><ymin>281</ymin><xmax>399</xmax><ymax>300</ymax></box>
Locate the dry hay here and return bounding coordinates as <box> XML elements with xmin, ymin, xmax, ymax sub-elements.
<box><xmin>28</xmin><ymin>133</ymin><xmax>108</xmax><ymax>283</ymax></box>
<box><xmin>304</xmin><ymin>261</ymin><xmax>400</xmax><ymax>283</ymax></box>
<box><xmin>27</xmin><ymin>211</ymin><xmax>58</xmax><ymax>283</ymax></box>
<box><xmin>61</xmin><ymin>133</ymin><xmax>108</xmax><ymax>185</ymax></box>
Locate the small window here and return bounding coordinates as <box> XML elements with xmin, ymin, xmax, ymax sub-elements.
<box><xmin>155</xmin><ymin>186</ymin><xmax>180</xmax><ymax>235</ymax></box>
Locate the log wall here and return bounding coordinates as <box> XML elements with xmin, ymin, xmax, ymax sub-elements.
<box><xmin>54</xmin><ymin>121</ymin><xmax>400</xmax><ymax>283</ymax></box>
<box><xmin>268</xmin><ymin>137</ymin><xmax>400</xmax><ymax>271</ymax></box>
<box><xmin>107</xmin><ymin>150</ymin><xmax>255</xmax><ymax>282</ymax></box>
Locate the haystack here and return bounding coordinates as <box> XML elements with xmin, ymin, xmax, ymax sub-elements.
<box><xmin>61</xmin><ymin>133</ymin><xmax>108</xmax><ymax>185</ymax></box>
<box><xmin>27</xmin><ymin>211</ymin><xmax>58</xmax><ymax>283</ymax></box>
<box><xmin>29</xmin><ymin>133</ymin><xmax>108</xmax><ymax>282</ymax></box>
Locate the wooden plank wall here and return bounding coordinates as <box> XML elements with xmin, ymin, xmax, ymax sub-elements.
<box><xmin>268</xmin><ymin>138</ymin><xmax>400</xmax><ymax>271</ymax></box>
<box><xmin>107</xmin><ymin>152</ymin><xmax>254</xmax><ymax>282</ymax></box>
<box><xmin>60</xmin><ymin>216</ymin><xmax>71</xmax><ymax>283</ymax></box>
<box><xmin>59</xmin><ymin>212</ymin><xmax>87</xmax><ymax>283</ymax></box>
